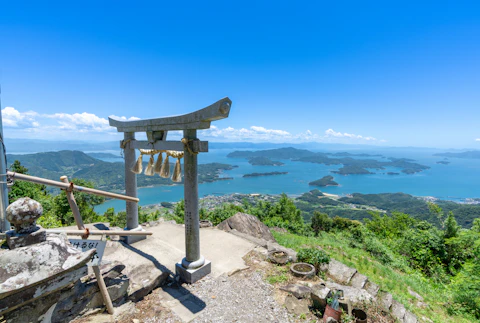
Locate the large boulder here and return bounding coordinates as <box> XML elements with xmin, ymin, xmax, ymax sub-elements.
<box><xmin>217</xmin><ymin>212</ymin><xmax>276</xmax><ymax>242</ymax></box>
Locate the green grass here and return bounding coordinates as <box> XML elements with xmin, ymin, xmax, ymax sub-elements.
<box><xmin>272</xmin><ymin>230</ymin><xmax>479</xmax><ymax>323</ymax></box>
<box><xmin>266</xmin><ymin>265</ymin><xmax>289</xmax><ymax>284</ymax></box>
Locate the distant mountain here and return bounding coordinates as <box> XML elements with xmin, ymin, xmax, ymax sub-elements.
<box><xmin>86</xmin><ymin>153</ymin><xmax>122</xmax><ymax>159</ymax></box>
<box><xmin>4</xmin><ymin>138</ymin><xmax>118</xmax><ymax>153</ymax></box>
<box><xmin>227</xmin><ymin>147</ymin><xmax>315</xmax><ymax>159</ymax></box>
<box><xmin>7</xmin><ymin>150</ymin><xmax>236</xmax><ymax>191</ymax></box>
<box><xmin>434</xmin><ymin>151</ymin><xmax>480</xmax><ymax>159</ymax></box>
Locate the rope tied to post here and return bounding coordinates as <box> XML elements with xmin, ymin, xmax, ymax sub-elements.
<box><xmin>120</xmin><ymin>139</ymin><xmax>132</xmax><ymax>149</ymax></box>
<box><xmin>181</xmin><ymin>138</ymin><xmax>199</xmax><ymax>155</ymax></box>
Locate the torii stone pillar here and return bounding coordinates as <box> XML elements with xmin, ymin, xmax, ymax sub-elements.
<box><xmin>109</xmin><ymin>97</ymin><xmax>232</xmax><ymax>283</ymax></box>
<box><xmin>123</xmin><ymin>132</ymin><xmax>141</xmax><ymax>244</ymax></box>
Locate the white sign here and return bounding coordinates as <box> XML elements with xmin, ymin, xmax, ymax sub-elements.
<box><xmin>69</xmin><ymin>239</ymin><xmax>107</xmax><ymax>266</ymax></box>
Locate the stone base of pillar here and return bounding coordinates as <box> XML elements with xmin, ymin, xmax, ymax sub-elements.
<box><xmin>121</xmin><ymin>225</ymin><xmax>147</xmax><ymax>244</ymax></box>
<box><xmin>175</xmin><ymin>259</ymin><xmax>211</xmax><ymax>284</ymax></box>
<box><xmin>6</xmin><ymin>226</ymin><xmax>46</xmax><ymax>249</ymax></box>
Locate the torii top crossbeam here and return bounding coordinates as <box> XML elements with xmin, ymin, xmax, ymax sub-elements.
<box><xmin>109</xmin><ymin>97</ymin><xmax>231</xmax><ymax>132</ymax></box>
<box><xmin>108</xmin><ymin>97</ymin><xmax>232</xmax><ymax>284</ymax></box>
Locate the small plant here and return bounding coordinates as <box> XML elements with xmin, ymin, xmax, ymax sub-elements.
<box><xmin>297</xmin><ymin>247</ymin><xmax>330</xmax><ymax>270</ymax></box>
<box><xmin>266</xmin><ymin>273</ymin><xmax>289</xmax><ymax>284</ymax></box>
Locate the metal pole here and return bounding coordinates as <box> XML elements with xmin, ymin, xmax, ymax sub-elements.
<box><xmin>7</xmin><ymin>171</ymin><xmax>139</xmax><ymax>202</ymax></box>
<box><xmin>46</xmin><ymin>229</ymin><xmax>152</xmax><ymax>236</ymax></box>
<box><xmin>0</xmin><ymin>105</ymin><xmax>10</xmax><ymax>233</ymax></box>
<box><xmin>123</xmin><ymin>132</ymin><xmax>139</xmax><ymax>230</ymax></box>
<box><xmin>182</xmin><ymin>129</ymin><xmax>204</xmax><ymax>268</ymax></box>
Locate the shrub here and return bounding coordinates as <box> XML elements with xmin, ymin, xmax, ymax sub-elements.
<box><xmin>311</xmin><ymin>211</ymin><xmax>333</xmax><ymax>235</ymax></box>
<box><xmin>297</xmin><ymin>247</ymin><xmax>330</xmax><ymax>270</ymax></box>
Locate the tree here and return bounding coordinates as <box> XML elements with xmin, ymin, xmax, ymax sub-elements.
<box><xmin>8</xmin><ymin>160</ymin><xmax>48</xmax><ymax>203</ymax></box>
<box><xmin>52</xmin><ymin>178</ymin><xmax>104</xmax><ymax>225</ymax></box>
<box><xmin>444</xmin><ymin>211</ymin><xmax>459</xmax><ymax>239</ymax></box>
<box><xmin>311</xmin><ymin>211</ymin><xmax>332</xmax><ymax>235</ymax></box>
<box><xmin>472</xmin><ymin>218</ymin><xmax>480</xmax><ymax>233</ymax></box>
<box><xmin>428</xmin><ymin>202</ymin><xmax>445</xmax><ymax>227</ymax></box>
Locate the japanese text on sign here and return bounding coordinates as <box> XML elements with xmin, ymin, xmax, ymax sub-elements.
<box><xmin>69</xmin><ymin>239</ymin><xmax>107</xmax><ymax>266</ymax></box>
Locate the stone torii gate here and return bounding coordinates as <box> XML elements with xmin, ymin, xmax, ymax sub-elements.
<box><xmin>109</xmin><ymin>97</ymin><xmax>231</xmax><ymax>283</ymax></box>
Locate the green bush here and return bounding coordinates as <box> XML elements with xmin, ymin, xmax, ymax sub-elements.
<box><xmin>297</xmin><ymin>247</ymin><xmax>330</xmax><ymax>270</ymax></box>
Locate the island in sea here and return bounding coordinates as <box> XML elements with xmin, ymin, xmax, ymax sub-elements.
<box><xmin>309</xmin><ymin>175</ymin><xmax>339</xmax><ymax>187</ymax></box>
<box><xmin>332</xmin><ymin>165</ymin><xmax>374</xmax><ymax>175</ymax></box>
<box><xmin>243</xmin><ymin>171</ymin><xmax>288</xmax><ymax>178</ymax></box>
<box><xmin>228</xmin><ymin>147</ymin><xmax>430</xmax><ymax>174</ymax></box>
<box><xmin>248</xmin><ymin>156</ymin><xmax>284</xmax><ymax>166</ymax></box>
<box><xmin>434</xmin><ymin>150</ymin><xmax>480</xmax><ymax>159</ymax></box>
<box><xmin>436</xmin><ymin>161</ymin><xmax>450</xmax><ymax>165</ymax></box>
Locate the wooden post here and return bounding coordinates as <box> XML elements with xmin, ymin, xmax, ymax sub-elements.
<box><xmin>60</xmin><ymin>176</ymin><xmax>85</xmax><ymax>231</ymax></box>
<box><xmin>61</xmin><ymin>175</ymin><xmax>114</xmax><ymax>315</ymax></box>
<box><xmin>93</xmin><ymin>263</ymin><xmax>115</xmax><ymax>314</ymax></box>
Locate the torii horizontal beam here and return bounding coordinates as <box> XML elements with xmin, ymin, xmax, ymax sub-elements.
<box><xmin>123</xmin><ymin>140</ymin><xmax>209</xmax><ymax>153</ymax></box>
<box><xmin>108</xmin><ymin>97</ymin><xmax>231</xmax><ymax>132</ymax></box>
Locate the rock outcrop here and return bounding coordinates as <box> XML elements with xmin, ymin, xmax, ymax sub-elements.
<box><xmin>217</xmin><ymin>212</ymin><xmax>276</xmax><ymax>242</ymax></box>
<box><xmin>0</xmin><ymin>233</ymin><xmax>95</xmax><ymax>317</ymax></box>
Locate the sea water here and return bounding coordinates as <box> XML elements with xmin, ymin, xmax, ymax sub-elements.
<box><xmin>94</xmin><ymin>148</ymin><xmax>480</xmax><ymax>214</ymax></box>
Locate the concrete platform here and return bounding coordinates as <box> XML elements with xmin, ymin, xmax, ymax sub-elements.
<box><xmin>62</xmin><ymin>221</ymin><xmax>255</xmax><ymax>322</ymax></box>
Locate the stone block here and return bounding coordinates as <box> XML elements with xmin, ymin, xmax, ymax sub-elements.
<box><xmin>311</xmin><ymin>284</ymin><xmax>331</xmax><ymax>311</ymax></box>
<box><xmin>327</xmin><ymin>259</ymin><xmax>357</xmax><ymax>284</ymax></box>
<box><xmin>280</xmin><ymin>284</ymin><xmax>312</xmax><ymax>299</ymax></box>
<box><xmin>364</xmin><ymin>281</ymin><xmax>380</xmax><ymax>297</ymax></box>
<box><xmin>175</xmin><ymin>260</ymin><xmax>211</xmax><ymax>284</ymax></box>
<box><xmin>391</xmin><ymin>300</ymin><xmax>406</xmax><ymax>321</ymax></box>
<box><xmin>6</xmin><ymin>226</ymin><xmax>46</xmax><ymax>249</ymax></box>
<box><xmin>379</xmin><ymin>292</ymin><xmax>393</xmax><ymax>310</ymax></box>
<box><xmin>350</xmin><ymin>272</ymin><xmax>368</xmax><ymax>289</ymax></box>
<box><xmin>121</xmin><ymin>234</ymin><xmax>147</xmax><ymax>244</ymax></box>
<box><xmin>403</xmin><ymin>310</ymin><xmax>418</xmax><ymax>323</ymax></box>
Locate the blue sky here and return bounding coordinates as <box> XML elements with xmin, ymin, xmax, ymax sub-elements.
<box><xmin>0</xmin><ymin>1</ymin><xmax>479</xmax><ymax>148</ymax></box>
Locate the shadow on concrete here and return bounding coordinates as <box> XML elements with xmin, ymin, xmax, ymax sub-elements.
<box><xmin>122</xmin><ymin>242</ymin><xmax>206</xmax><ymax>316</ymax></box>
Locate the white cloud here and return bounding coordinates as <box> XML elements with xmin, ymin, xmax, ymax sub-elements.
<box><xmin>47</xmin><ymin>112</ymin><xmax>110</xmax><ymax>132</ymax></box>
<box><xmin>1</xmin><ymin>107</ymin><xmax>140</xmax><ymax>138</ymax></box>
<box><xmin>2</xmin><ymin>107</ymin><xmax>39</xmax><ymax>128</ymax></box>
<box><xmin>197</xmin><ymin>126</ymin><xmax>380</xmax><ymax>144</ymax></box>
<box><xmin>324</xmin><ymin>128</ymin><xmax>376</xmax><ymax>141</ymax></box>
<box><xmin>476</xmin><ymin>138</ymin><xmax>480</xmax><ymax>142</ymax></box>
<box><xmin>197</xmin><ymin>125</ymin><xmax>293</xmax><ymax>141</ymax></box>
<box><xmin>1</xmin><ymin>107</ymin><xmax>383</xmax><ymax>144</ymax></box>
<box><xmin>109</xmin><ymin>115</ymin><xmax>141</xmax><ymax>121</ymax></box>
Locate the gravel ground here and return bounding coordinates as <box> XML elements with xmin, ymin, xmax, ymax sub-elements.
<box><xmin>188</xmin><ymin>270</ymin><xmax>295</xmax><ymax>323</ymax></box>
